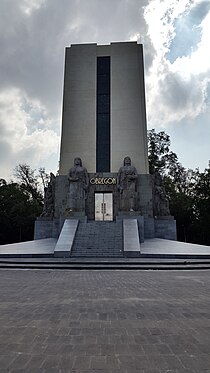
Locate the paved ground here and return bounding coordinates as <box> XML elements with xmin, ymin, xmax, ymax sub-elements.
<box><xmin>141</xmin><ymin>239</ymin><xmax>210</xmax><ymax>255</ymax></box>
<box><xmin>0</xmin><ymin>270</ymin><xmax>210</xmax><ymax>372</ymax></box>
<box><xmin>0</xmin><ymin>238</ymin><xmax>56</xmax><ymax>256</ymax></box>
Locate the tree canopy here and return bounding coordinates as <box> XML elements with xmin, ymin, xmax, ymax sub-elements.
<box><xmin>148</xmin><ymin>129</ymin><xmax>210</xmax><ymax>245</ymax></box>
<box><xmin>0</xmin><ymin>165</ymin><xmax>47</xmax><ymax>244</ymax></box>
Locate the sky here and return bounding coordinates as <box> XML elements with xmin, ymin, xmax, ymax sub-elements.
<box><xmin>0</xmin><ymin>0</ymin><xmax>210</xmax><ymax>180</ymax></box>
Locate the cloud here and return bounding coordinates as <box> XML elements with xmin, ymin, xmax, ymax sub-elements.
<box><xmin>0</xmin><ymin>88</ymin><xmax>59</xmax><ymax>179</ymax></box>
<box><xmin>20</xmin><ymin>0</ymin><xmax>46</xmax><ymax>15</ymax></box>
<box><xmin>167</xmin><ymin>1</ymin><xmax>210</xmax><ymax>63</ymax></box>
<box><xmin>148</xmin><ymin>69</ymin><xmax>208</xmax><ymax>125</ymax></box>
<box><xmin>144</xmin><ymin>0</ymin><xmax>210</xmax><ymax>128</ymax></box>
<box><xmin>0</xmin><ymin>0</ymin><xmax>151</xmax><ymax>113</ymax></box>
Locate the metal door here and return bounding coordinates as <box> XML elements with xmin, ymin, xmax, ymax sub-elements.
<box><xmin>95</xmin><ymin>193</ymin><xmax>113</xmax><ymax>221</ymax></box>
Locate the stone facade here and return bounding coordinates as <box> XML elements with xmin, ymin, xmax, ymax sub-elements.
<box><xmin>35</xmin><ymin>170</ymin><xmax>177</xmax><ymax>242</ymax></box>
<box><xmin>59</xmin><ymin>42</ymin><xmax>149</xmax><ymax>175</ymax></box>
<box><xmin>42</xmin><ymin>172</ymin><xmax>154</xmax><ymax>222</ymax></box>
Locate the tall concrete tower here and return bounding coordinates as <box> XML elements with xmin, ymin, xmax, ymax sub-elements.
<box><xmin>59</xmin><ymin>42</ymin><xmax>149</xmax><ymax>175</ymax></box>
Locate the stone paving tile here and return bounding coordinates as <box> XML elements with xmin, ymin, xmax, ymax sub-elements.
<box><xmin>73</xmin><ymin>356</ymin><xmax>91</xmax><ymax>370</ymax></box>
<box><xmin>25</xmin><ymin>354</ymin><xmax>45</xmax><ymax>369</ymax></box>
<box><xmin>0</xmin><ymin>269</ymin><xmax>210</xmax><ymax>372</ymax></box>
<box><xmin>8</xmin><ymin>354</ymin><xmax>31</xmax><ymax>369</ymax></box>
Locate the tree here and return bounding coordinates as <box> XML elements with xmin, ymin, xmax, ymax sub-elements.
<box><xmin>165</xmin><ymin>176</ymin><xmax>195</xmax><ymax>242</ymax></box>
<box><xmin>148</xmin><ymin>129</ymin><xmax>210</xmax><ymax>245</ymax></box>
<box><xmin>148</xmin><ymin>129</ymin><xmax>199</xmax><ymax>243</ymax></box>
<box><xmin>191</xmin><ymin>168</ymin><xmax>210</xmax><ymax>245</ymax></box>
<box><xmin>0</xmin><ymin>164</ymin><xmax>51</xmax><ymax>244</ymax></box>
<box><xmin>0</xmin><ymin>180</ymin><xmax>42</xmax><ymax>244</ymax></box>
<box><xmin>147</xmin><ymin>129</ymin><xmax>178</xmax><ymax>174</ymax></box>
<box><xmin>38</xmin><ymin>167</ymin><xmax>49</xmax><ymax>190</ymax></box>
<box><xmin>14</xmin><ymin>163</ymin><xmax>46</xmax><ymax>205</ymax></box>
<box><xmin>147</xmin><ymin>129</ymin><xmax>188</xmax><ymax>192</ymax></box>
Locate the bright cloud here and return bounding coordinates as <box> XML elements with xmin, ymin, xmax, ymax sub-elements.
<box><xmin>144</xmin><ymin>0</ymin><xmax>210</xmax><ymax>127</ymax></box>
<box><xmin>0</xmin><ymin>88</ymin><xmax>59</xmax><ymax>179</ymax></box>
<box><xmin>172</xmin><ymin>9</ymin><xmax>210</xmax><ymax>76</ymax></box>
<box><xmin>144</xmin><ymin>0</ymin><xmax>192</xmax><ymax>56</ymax></box>
<box><xmin>20</xmin><ymin>0</ymin><xmax>46</xmax><ymax>15</ymax></box>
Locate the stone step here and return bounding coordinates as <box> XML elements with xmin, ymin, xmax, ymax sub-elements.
<box><xmin>71</xmin><ymin>221</ymin><xmax>123</xmax><ymax>257</ymax></box>
<box><xmin>1</xmin><ymin>261</ymin><xmax>210</xmax><ymax>270</ymax></box>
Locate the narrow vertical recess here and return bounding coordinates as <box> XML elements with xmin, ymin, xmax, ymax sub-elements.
<box><xmin>96</xmin><ymin>56</ymin><xmax>110</xmax><ymax>172</ymax></box>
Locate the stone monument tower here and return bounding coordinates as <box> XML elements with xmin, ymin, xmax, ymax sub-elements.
<box><xmin>59</xmin><ymin>42</ymin><xmax>149</xmax><ymax>175</ymax></box>
<box><xmin>55</xmin><ymin>41</ymin><xmax>153</xmax><ymax>221</ymax></box>
<box><xmin>35</xmin><ymin>42</ymin><xmax>176</xmax><ymax>245</ymax></box>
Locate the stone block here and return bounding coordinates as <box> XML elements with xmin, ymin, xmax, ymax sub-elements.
<box><xmin>155</xmin><ymin>218</ymin><xmax>177</xmax><ymax>240</ymax></box>
<box><xmin>144</xmin><ymin>217</ymin><xmax>155</xmax><ymax>238</ymax></box>
<box><xmin>52</xmin><ymin>218</ymin><xmax>60</xmax><ymax>238</ymax></box>
<box><xmin>34</xmin><ymin>218</ymin><xmax>53</xmax><ymax>240</ymax></box>
<box><xmin>137</xmin><ymin>215</ymin><xmax>144</xmax><ymax>243</ymax></box>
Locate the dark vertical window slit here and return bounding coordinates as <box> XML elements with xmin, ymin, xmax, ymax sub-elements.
<box><xmin>96</xmin><ymin>56</ymin><xmax>110</xmax><ymax>172</ymax></box>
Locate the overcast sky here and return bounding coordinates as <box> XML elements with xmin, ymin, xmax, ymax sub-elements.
<box><xmin>0</xmin><ymin>0</ymin><xmax>210</xmax><ymax>180</ymax></box>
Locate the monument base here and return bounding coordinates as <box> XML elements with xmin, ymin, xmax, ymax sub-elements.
<box><xmin>117</xmin><ymin>213</ymin><xmax>176</xmax><ymax>242</ymax></box>
<box><xmin>34</xmin><ymin>218</ymin><xmax>54</xmax><ymax>240</ymax></box>
<box><xmin>34</xmin><ymin>215</ymin><xmax>87</xmax><ymax>241</ymax></box>
<box><xmin>35</xmin><ymin>214</ymin><xmax>177</xmax><ymax>254</ymax></box>
<box><xmin>154</xmin><ymin>217</ymin><xmax>177</xmax><ymax>241</ymax></box>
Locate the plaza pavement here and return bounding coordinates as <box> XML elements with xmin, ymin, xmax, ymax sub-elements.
<box><xmin>0</xmin><ymin>269</ymin><xmax>210</xmax><ymax>372</ymax></box>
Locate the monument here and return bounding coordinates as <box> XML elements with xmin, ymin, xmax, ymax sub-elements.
<box><xmin>34</xmin><ymin>42</ymin><xmax>176</xmax><ymax>254</ymax></box>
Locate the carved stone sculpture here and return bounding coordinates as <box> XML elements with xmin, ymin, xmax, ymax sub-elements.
<box><xmin>117</xmin><ymin>156</ymin><xmax>138</xmax><ymax>211</ymax></box>
<box><xmin>67</xmin><ymin>157</ymin><xmax>89</xmax><ymax>212</ymax></box>
<box><xmin>153</xmin><ymin>172</ymin><xmax>170</xmax><ymax>217</ymax></box>
<box><xmin>40</xmin><ymin>172</ymin><xmax>56</xmax><ymax>217</ymax></box>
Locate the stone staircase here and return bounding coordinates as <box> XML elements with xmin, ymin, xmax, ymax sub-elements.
<box><xmin>71</xmin><ymin>221</ymin><xmax>123</xmax><ymax>257</ymax></box>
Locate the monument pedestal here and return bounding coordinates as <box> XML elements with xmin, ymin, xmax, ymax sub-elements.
<box><xmin>34</xmin><ymin>217</ymin><xmax>54</xmax><ymax>240</ymax></box>
<box><xmin>117</xmin><ymin>213</ymin><xmax>176</xmax><ymax>243</ymax></box>
<box><xmin>154</xmin><ymin>217</ymin><xmax>177</xmax><ymax>240</ymax></box>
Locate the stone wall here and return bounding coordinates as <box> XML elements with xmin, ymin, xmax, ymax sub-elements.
<box><xmin>155</xmin><ymin>218</ymin><xmax>177</xmax><ymax>241</ymax></box>
<box><xmin>35</xmin><ymin>172</ymin><xmax>176</xmax><ymax>242</ymax></box>
<box><xmin>34</xmin><ymin>218</ymin><xmax>53</xmax><ymax>239</ymax></box>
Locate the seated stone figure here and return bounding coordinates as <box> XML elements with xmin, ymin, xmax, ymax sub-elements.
<box><xmin>118</xmin><ymin>156</ymin><xmax>138</xmax><ymax>211</ymax></box>
<box><xmin>153</xmin><ymin>172</ymin><xmax>170</xmax><ymax>217</ymax></box>
<box><xmin>67</xmin><ymin>157</ymin><xmax>89</xmax><ymax>212</ymax></box>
